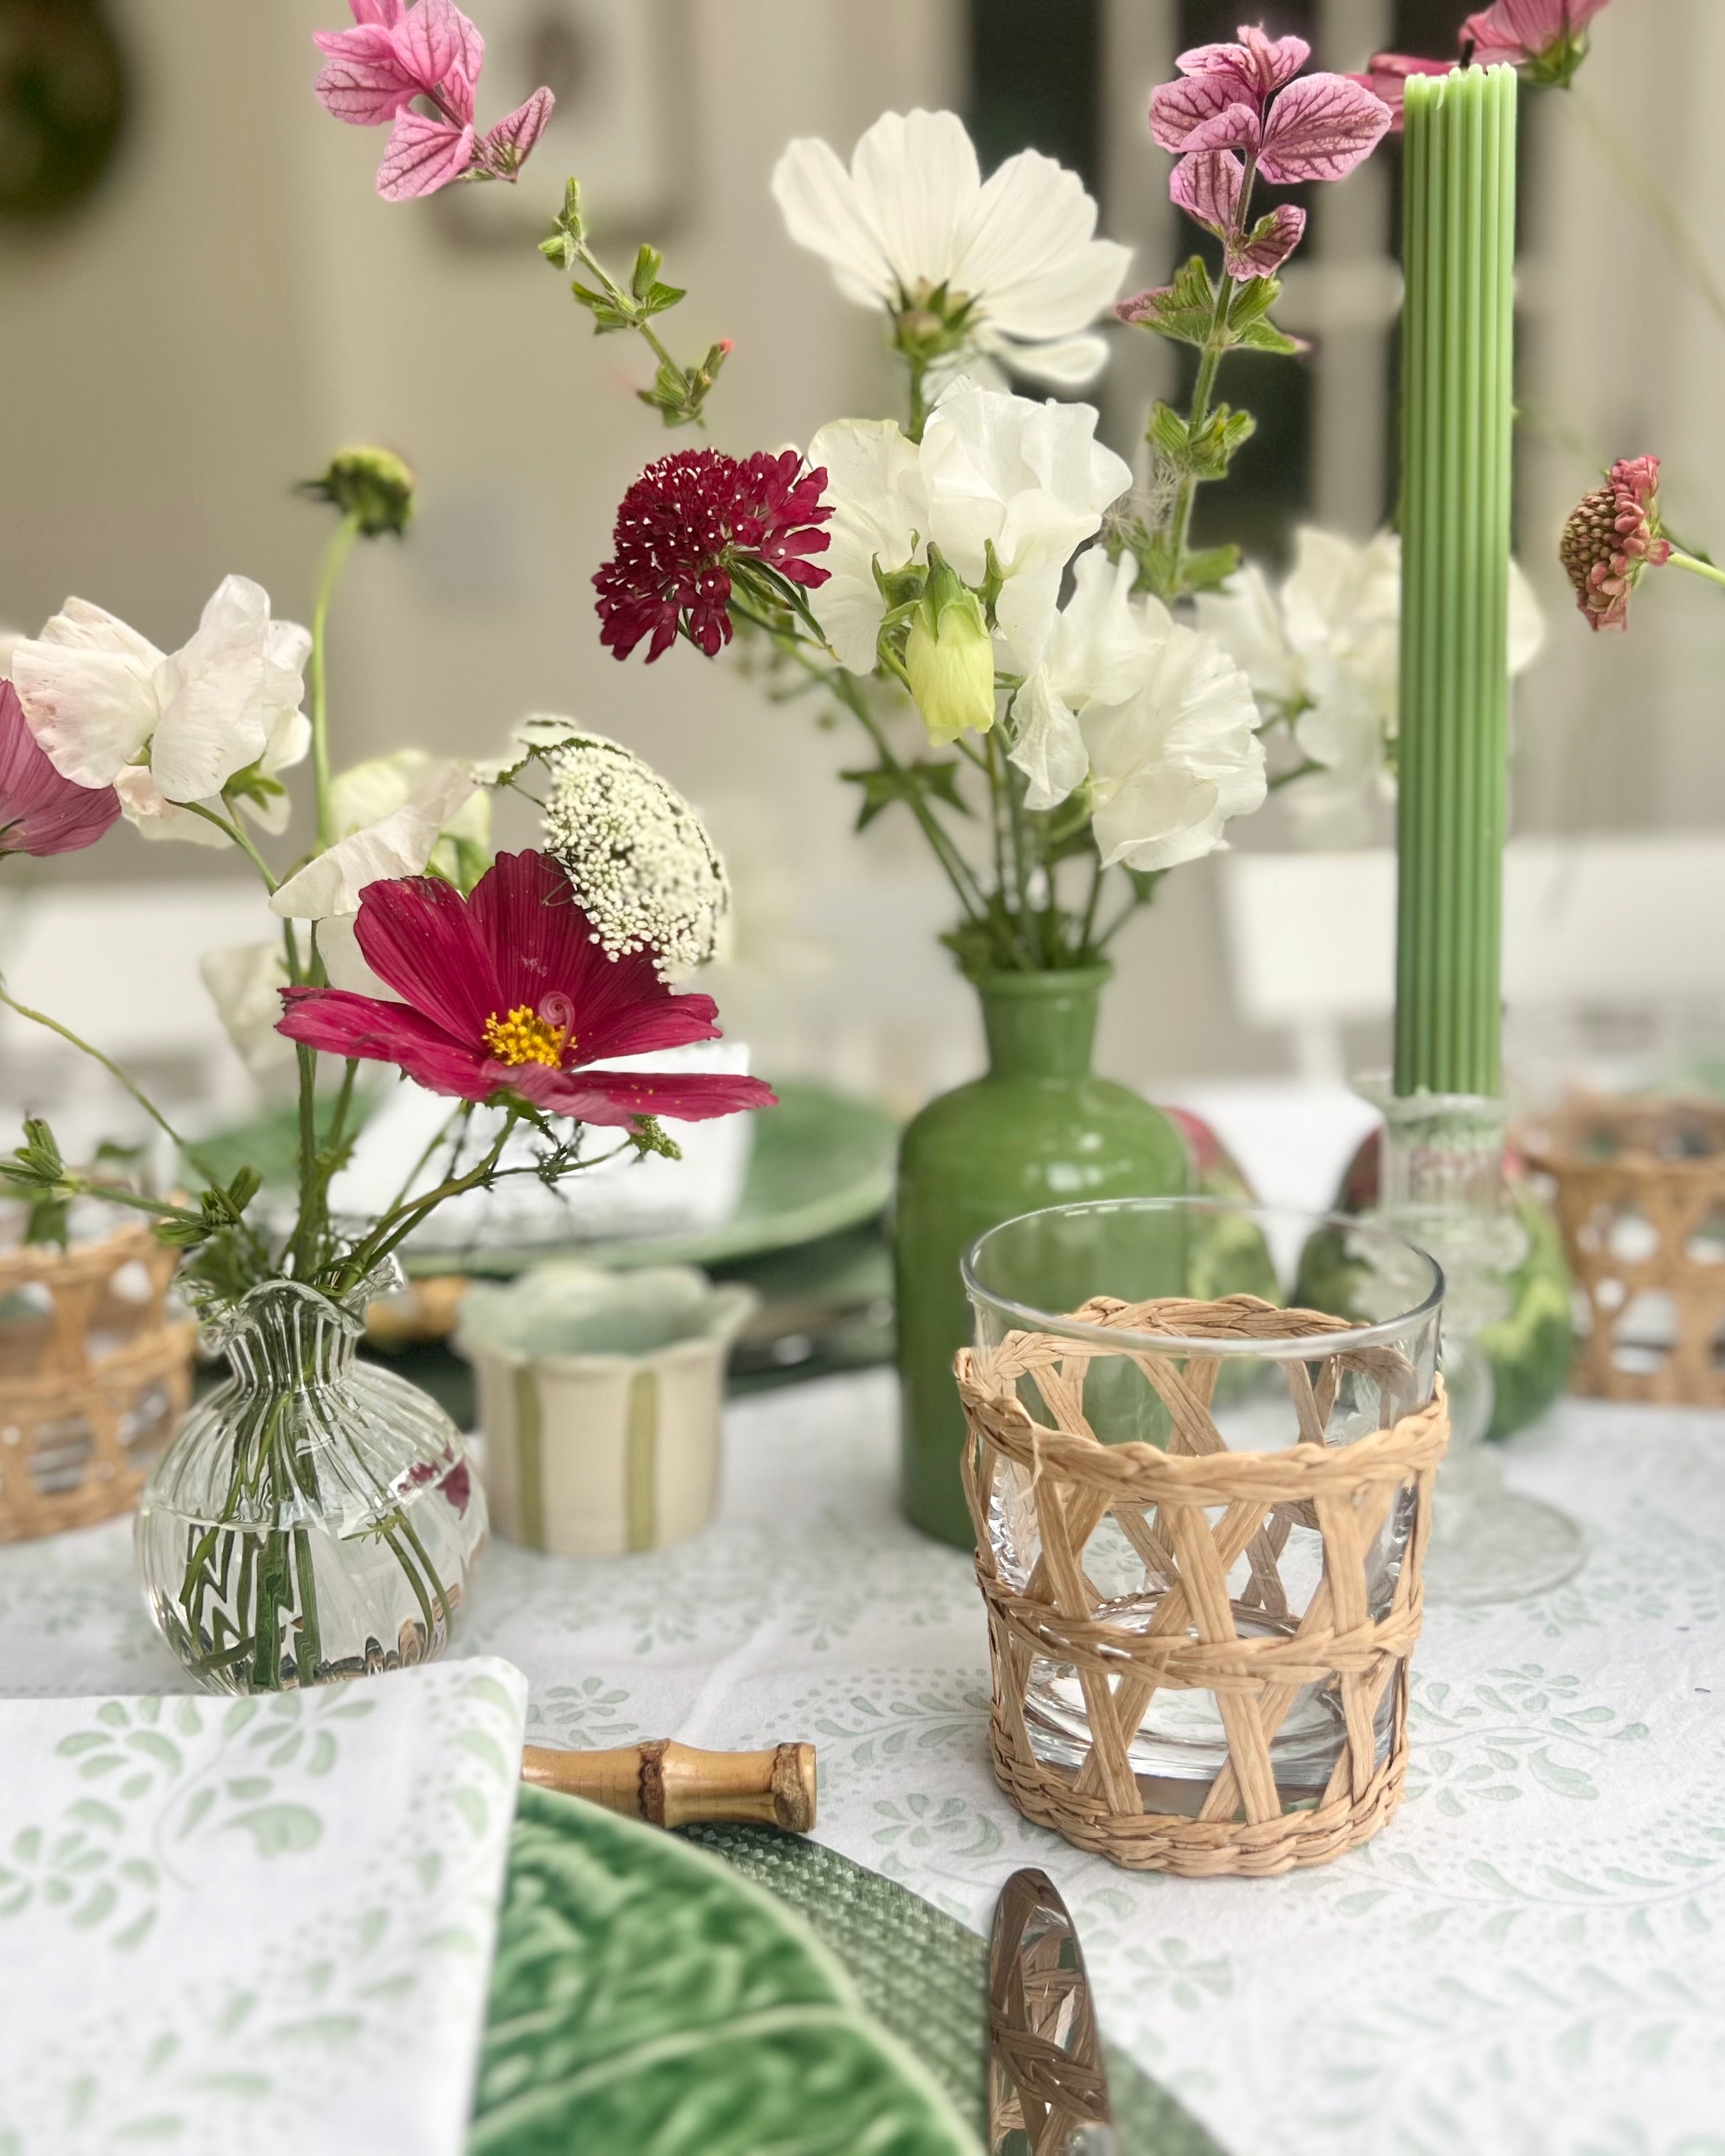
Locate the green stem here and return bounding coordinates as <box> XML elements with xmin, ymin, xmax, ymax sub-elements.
<box><xmin>1667</xmin><ymin>548</ymin><xmax>1725</xmax><ymax>592</ymax></box>
<box><xmin>1166</xmin><ymin>267</ymin><xmax>1238</xmax><ymax>585</ymax></box>
<box><xmin>290</xmin><ymin>1040</ymin><xmax>321</xmax><ymax>1281</ymax></box>
<box><xmin>309</xmin><ymin>513</ymin><xmax>360</xmax><ymax>851</ymax></box>
<box><xmin>907</xmin><ymin>355</ymin><xmax>931</xmax><ymax>443</ymax></box>
<box><xmin>182</xmin><ymin>801</ymin><xmax>279</xmax><ymax>893</ymax></box>
<box><xmin>0</xmin><ymin>980</ymin><xmax>188</xmax><ymax>1149</ymax></box>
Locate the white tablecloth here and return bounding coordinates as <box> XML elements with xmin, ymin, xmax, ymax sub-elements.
<box><xmin>3</xmin><ymin>1372</ymin><xmax>1722</xmax><ymax>2156</ymax></box>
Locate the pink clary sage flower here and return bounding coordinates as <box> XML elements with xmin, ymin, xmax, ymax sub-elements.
<box><xmin>1560</xmin><ymin>455</ymin><xmax>1672</xmax><ymax>632</ymax></box>
<box><xmin>314</xmin><ymin>0</ymin><xmax>554</xmax><ymax>201</ymax></box>
<box><xmin>1356</xmin><ymin>1</ymin><xmax>1615</xmax><ymax>125</ymax></box>
<box><xmin>1142</xmin><ymin>26</ymin><xmax>1391</xmax><ymax>282</ymax></box>
<box><xmin>0</xmin><ymin>679</ymin><xmax>121</xmax><ymax>860</ymax></box>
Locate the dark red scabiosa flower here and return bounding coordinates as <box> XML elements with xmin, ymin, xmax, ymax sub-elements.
<box><xmin>1560</xmin><ymin>455</ymin><xmax>1672</xmax><ymax>632</ymax></box>
<box><xmin>276</xmin><ymin>848</ymin><xmax>777</xmax><ymax>1127</ymax></box>
<box><xmin>593</xmin><ymin>448</ymin><xmax>833</xmax><ymax>662</ymax></box>
<box><xmin>0</xmin><ymin>679</ymin><xmax>122</xmax><ymax>859</ymax></box>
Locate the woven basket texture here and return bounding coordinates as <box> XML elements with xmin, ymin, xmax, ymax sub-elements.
<box><xmin>958</xmin><ymin>1293</ymin><xmax>1448</xmax><ymax>1879</ymax></box>
<box><xmin>0</xmin><ymin>1221</ymin><xmax>193</xmax><ymax>1541</ymax></box>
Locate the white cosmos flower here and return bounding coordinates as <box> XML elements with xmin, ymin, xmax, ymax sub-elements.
<box><xmin>772</xmin><ymin>109</ymin><xmax>1131</xmax><ymax>389</ymax></box>
<box><xmin>1196</xmin><ymin>527</ymin><xmax>1546</xmax><ymax>843</ymax></box>
<box><xmin>9</xmin><ymin>578</ymin><xmax>311</xmax><ymax>847</ymax></box>
<box><xmin>1009</xmin><ymin>548</ymin><xmax>1266</xmax><ymax>871</ymax></box>
<box><xmin>808</xmin><ymin>376</ymin><xmax>1131</xmax><ymax>678</ymax></box>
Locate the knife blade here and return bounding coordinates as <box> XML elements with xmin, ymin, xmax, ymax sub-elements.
<box><xmin>988</xmin><ymin>1867</ymin><xmax>1120</xmax><ymax>2156</ymax></box>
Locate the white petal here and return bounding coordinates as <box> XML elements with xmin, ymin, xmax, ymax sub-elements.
<box><xmin>981</xmin><ymin>329</ymin><xmax>1112</xmax><ymax>389</ymax></box>
<box><xmin>317</xmin><ymin>911</ymin><xmax>402</xmax><ymax>1001</ymax></box>
<box><xmin>258</xmin><ymin>707</ymin><xmax>312</xmax><ymax>781</ymax></box>
<box><xmin>1045</xmin><ymin>548</ymin><xmax>1151</xmax><ymax>709</ymax></box>
<box><xmin>270</xmin><ymin>759</ymin><xmax>477</xmax><ymax>918</ymax></box>
<box><xmin>150</xmin><ymin>575</ymin><xmax>275</xmax><ymax>803</ymax></box>
<box><xmin>113</xmin><ymin>766</ymin><xmax>232</xmax><ymax>847</ymax></box>
<box><xmin>1508</xmin><ymin>558</ymin><xmax>1546</xmax><ymax>676</ymax></box>
<box><xmin>1194</xmin><ymin>564</ymin><xmax>1306</xmax><ymax>709</ymax></box>
<box><xmin>10</xmin><ymin>597</ymin><xmax>163</xmax><ymax>786</ymax></box>
<box><xmin>200</xmin><ymin>941</ymin><xmax>295</xmax><ymax>1075</ymax></box>
<box><xmin>956</xmin><ymin>149</ymin><xmax>1130</xmax><ymax>338</ymax></box>
<box><xmin>805</xmin><ymin>417</ymin><xmax>928</xmax><ymax>673</ymax></box>
<box><xmin>847</xmin><ymin>109</ymin><xmax>979</xmax><ymax>294</ymax></box>
<box><xmin>1083</xmin><ymin>623</ymin><xmax>1264</xmax><ymax>871</ymax></box>
<box><xmin>1008</xmin><ymin>667</ymin><xmax>1089</xmax><ymax>809</ymax></box>
<box><xmin>770</xmin><ymin>136</ymin><xmax>895</xmax><ymax>308</ymax></box>
<box><xmin>1282</xmin><ymin>526</ymin><xmax>1399</xmax><ymax>661</ymax></box>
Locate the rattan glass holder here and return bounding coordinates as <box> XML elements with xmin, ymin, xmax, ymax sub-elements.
<box><xmin>1520</xmin><ymin>1096</ymin><xmax>1725</xmax><ymax>1405</ymax></box>
<box><xmin>0</xmin><ymin>1221</ymin><xmax>195</xmax><ymax>1541</ymax></box>
<box><xmin>957</xmin><ymin>1298</ymin><xmax>1450</xmax><ymax>1879</ymax></box>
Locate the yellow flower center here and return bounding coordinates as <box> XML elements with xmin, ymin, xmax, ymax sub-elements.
<box><xmin>482</xmin><ymin>1005</ymin><xmax>568</xmax><ymax>1069</ymax></box>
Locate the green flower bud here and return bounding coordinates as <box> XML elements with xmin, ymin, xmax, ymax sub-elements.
<box><xmin>904</xmin><ymin>551</ymin><xmax>995</xmax><ymax>748</ymax></box>
<box><xmin>300</xmin><ymin>446</ymin><xmax>416</xmax><ymax>538</ymax></box>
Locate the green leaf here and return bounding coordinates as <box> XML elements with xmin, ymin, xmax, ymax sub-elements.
<box><xmin>1234</xmin><ymin>314</ymin><xmax>1305</xmax><ymax>356</ymax></box>
<box><xmin>839</xmin><ymin>758</ymin><xmax>968</xmax><ymax>833</ymax></box>
<box><xmin>1180</xmin><ymin>544</ymin><xmax>1242</xmax><ymax>594</ymax></box>
<box><xmin>638</xmin><ymin>280</ymin><xmax>686</xmax><ymax>318</ymax></box>
<box><xmin>221</xmin><ymin>1804</ymin><xmax>322</xmax><ymax>1858</ymax></box>
<box><xmin>1121</xmin><ymin>255</ymin><xmax>1217</xmax><ymax>347</ymax></box>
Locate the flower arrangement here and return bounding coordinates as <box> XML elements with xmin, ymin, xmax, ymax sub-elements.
<box><xmin>579</xmin><ymin>38</ymin><xmax>1401</xmax><ymax>976</ymax></box>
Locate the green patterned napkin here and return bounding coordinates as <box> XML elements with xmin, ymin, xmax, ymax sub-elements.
<box><xmin>0</xmin><ymin>1660</ymin><xmax>527</xmax><ymax>2155</ymax></box>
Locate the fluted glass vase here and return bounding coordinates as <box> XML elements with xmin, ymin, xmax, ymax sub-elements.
<box><xmin>136</xmin><ymin>1268</ymin><xmax>487</xmax><ymax>1693</ymax></box>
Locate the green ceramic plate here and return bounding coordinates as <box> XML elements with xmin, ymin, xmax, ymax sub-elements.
<box><xmin>473</xmin><ymin>1787</ymin><xmax>981</xmax><ymax>2154</ymax></box>
<box><xmin>193</xmin><ymin>1082</ymin><xmax>898</xmax><ymax>1278</ymax></box>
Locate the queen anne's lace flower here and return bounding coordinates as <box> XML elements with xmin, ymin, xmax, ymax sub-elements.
<box><xmin>772</xmin><ymin>109</ymin><xmax>1131</xmax><ymax>390</ymax></box>
<box><xmin>541</xmin><ymin>732</ymin><xmax>730</xmax><ymax>982</ymax></box>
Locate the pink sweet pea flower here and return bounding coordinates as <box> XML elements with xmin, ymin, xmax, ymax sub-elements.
<box><xmin>1463</xmin><ymin>0</ymin><xmax>1613</xmax><ymax>85</ymax></box>
<box><xmin>0</xmin><ymin>679</ymin><xmax>122</xmax><ymax>859</ymax></box>
<box><xmin>1146</xmin><ymin>24</ymin><xmax>1391</xmax><ymax>282</ymax></box>
<box><xmin>276</xmin><ymin>848</ymin><xmax>778</xmax><ymax>1129</ymax></box>
<box><xmin>313</xmin><ymin>0</ymin><xmax>553</xmax><ymax>201</ymax></box>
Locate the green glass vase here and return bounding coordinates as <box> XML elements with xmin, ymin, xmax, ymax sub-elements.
<box><xmin>894</xmin><ymin>967</ymin><xmax>1191</xmax><ymax>1546</ymax></box>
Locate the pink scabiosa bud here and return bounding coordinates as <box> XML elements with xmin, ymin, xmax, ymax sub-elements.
<box><xmin>1560</xmin><ymin>455</ymin><xmax>1672</xmax><ymax>632</ymax></box>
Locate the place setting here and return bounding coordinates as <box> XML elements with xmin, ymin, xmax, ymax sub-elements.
<box><xmin>2</xmin><ymin>3</ymin><xmax>1721</xmax><ymax>2150</ymax></box>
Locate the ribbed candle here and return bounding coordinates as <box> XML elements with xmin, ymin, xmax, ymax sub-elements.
<box><xmin>1394</xmin><ymin>65</ymin><xmax>1517</xmax><ymax>1098</ymax></box>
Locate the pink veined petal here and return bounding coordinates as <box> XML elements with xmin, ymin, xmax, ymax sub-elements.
<box><xmin>351</xmin><ymin>871</ymin><xmax>498</xmax><ymax>1042</ymax></box>
<box><xmin>1176</xmin><ymin>103</ymin><xmax>1266</xmax><ymax>158</ymax></box>
<box><xmin>1349</xmin><ymin>53</ymin><xmax>1457</xmax><ymax>127</ymax></box>
<box><xmin>506</xmin><ymin>1062</ymin><xmax>779</xmax><ymax>1128</ymax></box>
<box><xmin>376</xmin><ymin>111</ymin><xmax>476</xmax><ymax>200</ymax></box>
<box><xmin>394</xmin><ymin>0</ymin><xmax>483</xmax><ymax>103</ymax></box>
<box><xmin>1464</xmin><ymin>0</ymin><xmax>1609</xmax><ymax>61</ymax></box>
<box><xmin>1169</xmin><ymin>149</ymin><xmax>1243</xmax><ymax>236</ymax></box>
<box><xmin>1225</xmin><ymin>202</ymin><xmax>1306</xmax><ymax>277</ymax></box>
<box><xmin>1150</xmin><ymin>71</ymin><xmax>1258</xmax><ymax>153</ymax></box>
<box><xmin>1236</xmin><ymin>28</ymin><xmax>1314</xmax><ymax>93</ymax></box>
<box><xmin>312</xmin><ymin>26</ymin><xmax>419</xmax><ymax>125</ymax></box>
<box><xmin>276</xmin><ymin>985</ymin><xmax>494</xmax><ymax>1100</ymax></box>
<box><xmin>482</xmin><ymin>86</ymin><xmax>554</xmax><ymax>172</ymax></box>
<box><xmin>1256</xmin><ymin>72</ymin><xmax>1392</xmax><ymax>185</ymax></box>
<box><xmin>348</xmin><ymin>0</ymin><xmax>407</xmax><ymax>26</ymax></box>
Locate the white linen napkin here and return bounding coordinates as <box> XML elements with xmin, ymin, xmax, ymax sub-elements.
<box><xmin>0</xmin><ymin>1657</ymin><xmax>528</xmax><ymax>2155</ymax></box>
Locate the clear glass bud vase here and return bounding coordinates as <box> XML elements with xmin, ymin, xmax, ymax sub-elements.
<box><xmin>136</xmin><ymin>1268</ymin><xmax>488</xmax><ymax>1693</ymax></box>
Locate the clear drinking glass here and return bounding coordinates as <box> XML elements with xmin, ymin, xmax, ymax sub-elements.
<box><xmin>962</xmin><ymin>1197</ymin><xmax>1443</xmax><ymax>1813</ymax></box>
<box><xmin>136</xmin><ymin>1265</ymin><xmax>488</xmax><ymax>1693</ymax></box>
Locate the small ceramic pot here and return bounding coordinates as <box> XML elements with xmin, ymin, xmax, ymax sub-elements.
<box><xmin>455</xmin><ymin>1265</ymin><xmax>755</xmax><ymax>1556</ymax></box>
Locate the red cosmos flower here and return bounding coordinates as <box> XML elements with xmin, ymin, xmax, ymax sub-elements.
<box><xmin>1560</xmin><ymin>455</ymin><xmax>1672</xmax><ymax>632</ymax></box>
<box><xmin>275</xmin><ymin>848</ymin><xmax>777</xmax><ymax>1126</ymax></box>
<box><xmin>0</xmin><ymin>679</ymin><xmax>121</xmax><ymax>859</ymax></box>
<box><xmin>593</xmin><ymin>448</ymin><xmax>833</xmax><ymax>663</ymax></box>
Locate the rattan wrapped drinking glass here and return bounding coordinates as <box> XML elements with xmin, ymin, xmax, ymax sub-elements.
<box><xmin>1518</xmin><ymin>1094</ymin><xmax>1725</xmax><ymax>1405</ymax></box>
<box><xmin>0</xmin><ymin>1214</ymin><xmax>194</xmax><ymax>1541</ymax></box>
<box><xmin>956</xmin><ymin>1198</ymin><xmax>1448</xmax><ymax>1879</ymax></box>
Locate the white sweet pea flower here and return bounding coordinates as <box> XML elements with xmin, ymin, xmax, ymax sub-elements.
<box><xmin>270</xmin><ymin>758</ymin><xmax>478</xmax><ymax>923</ymax></box>
<box><xmin>200</xmin><ymin>942</ymin><xmax>295</xmax><ymax>1077</ymax></box>
<box><xmin>808</xmin><ymin>376</ymin><xmax>1131</xmax><ymax>679</ymax></box>
<box><xmin>331</xmin><ymin>749</ymin><xmax>491</xmax><ymax>885</ymax></box>
<box><xmin>1196</xmin><ymin>527</ymin><xmax>1546</xmax><ymax>843</ymax></box>
<box><xmin>1008</xmin><ymin>547</ymin><xmax>1265</xmax><ymax>871</ymax></box>
<box><xmin>9</xmin><ymin>578</ymin><xmax>311</xmax><ymax>847</ymax></box>
<box><xmin>772</xmin><ymin>108</ymin><xmax>1131</xmax><ymax>389</ymax></box>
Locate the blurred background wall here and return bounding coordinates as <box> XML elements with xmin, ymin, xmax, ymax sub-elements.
<box><xmin>0</xmin><ymin>0</ymin><xmax>1714</xmax><ymax>1108</ymax></box>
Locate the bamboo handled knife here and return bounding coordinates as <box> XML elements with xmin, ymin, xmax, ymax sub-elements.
<box><xmin>521</xmin><ymin>1737</ymin><xmax>817</xmax><ymax>1833</ymax></box>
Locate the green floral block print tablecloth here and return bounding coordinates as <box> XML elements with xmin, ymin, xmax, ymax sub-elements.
<box><xmin>2</xmin><ymin>1372</ymin><xmax>1724</xmax><ymax>2155</ymax></box>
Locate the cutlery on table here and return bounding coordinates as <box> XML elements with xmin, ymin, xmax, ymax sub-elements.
<box><xmin>988</xmin><ymin>1867</ymin><xmax>1120</xmax><ymax>2156</ymax></box>
<box><xmin>521</xmin><ymin>1737</ymin><xmax>817</xmax><ymax>1832</ymax></box>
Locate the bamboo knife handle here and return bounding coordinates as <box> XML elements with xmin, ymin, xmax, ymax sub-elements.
<box><xmin>520</xmin><ymin>1737</ymin><xmax>818</xmax><ymax>1834</ymax></box>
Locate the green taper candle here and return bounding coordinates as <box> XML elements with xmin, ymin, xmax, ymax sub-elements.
<box><xmin>1394</xmin><ymin>64</ymin><xmax>1517</xmax><ymax>1098</ymax></box>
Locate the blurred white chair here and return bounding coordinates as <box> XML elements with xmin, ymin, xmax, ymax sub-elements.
<box><xmin>1221</xmin><ymin>836</ymin><xmax>1725</xmax><ymax>1082</ymax></box>
<box><xmin>0</xmin><ymin>880</ymin><xmax>269</xmax><ymax>1149</ymax></box>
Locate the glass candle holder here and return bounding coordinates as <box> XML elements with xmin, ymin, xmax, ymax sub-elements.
<box><xmin>961</xmin><ymin>1198</ymin><xmax>1443</xmax><ymax>1829</ymax></box>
